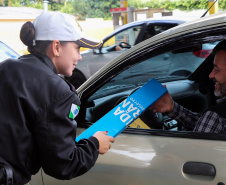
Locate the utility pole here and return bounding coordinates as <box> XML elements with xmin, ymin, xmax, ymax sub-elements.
<box><xmin>209</xmin><ymin>0</ymin><xmax>218</xmax><ymax>15</ymax></box>
<box><xmin>120</xmin><ymin>0</ymin><xmax>128</xmax><ymax>25</ymax></box>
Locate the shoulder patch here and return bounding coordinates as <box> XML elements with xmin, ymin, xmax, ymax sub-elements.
<box><xmin>69</xmin><ymin>103</ymin><xmax>80</xmax><ymax>119</ymax></box>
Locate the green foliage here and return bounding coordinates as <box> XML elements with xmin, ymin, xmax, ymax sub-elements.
<box><xmin>219</xmin><ymin>0</ymin><xmax>226</xmax><ymax>10</ymax></box>
<box><xmin>128</xmin><ymin>0</ymin><xmax>210</xmax><ymax>11</ymax></box>
<box><xmin>73</xmin><ymin>0</ymin><xmax>88</xmax><ymax>19</ymax></box>
<box><xmin>73</xmin><ymin>0</ymin><xmax>119</xmax><ymax>19</ymax></box>
<box><xmin>162</xmin><ymin>0</ymin><xmax>176</xmax><ymax>11</ymax></box>
<box><xmin>25</xmin><ymin>1</ymin><xmax>43</xmax><ymax>9</ymax></box>
<box><xmin>4</xmin><ymin>0</ymin><xmax>8</xmax><ymax>6</ymax></box>
<box><xmin>59</xmin><ymin>1</ymin><xmax>74</xmax><ymax>14</ymax></box>
<box><xmin>3</xmin><ymin>0</ymin><xmax>225</xmax><ymax>20</ymax></box>
<box><xmin>7</xmin><ymin>0</ymin><xmax>18</xmax><ymax>6</ymax></box>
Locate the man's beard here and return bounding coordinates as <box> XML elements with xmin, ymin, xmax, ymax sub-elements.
<box><xmin>213</xmin><ymin>79</ymin><xmax>226</xmax><ymax>98</ymax></box>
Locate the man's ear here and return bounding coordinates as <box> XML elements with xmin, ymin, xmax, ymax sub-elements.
<box><xmin>52</xmin><ymin>40</ymin><xmax>60</xmax><ymax>57</ymax></box>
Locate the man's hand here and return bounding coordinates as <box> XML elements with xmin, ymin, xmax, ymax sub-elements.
<box><xmin>150</xmin><ymin>91</ymin><xmax>174</xmax><ymax>113</ymax></box>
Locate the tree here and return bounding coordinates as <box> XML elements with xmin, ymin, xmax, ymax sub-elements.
<box><xmin>4</xmin><ymin>0</ymin><xmax>8</xmax><ymax>6</ymax></box>
<box><xmin>73</xmin><ymin>0</ymin><xmax>119</xmax><ymax>19</ymax></box>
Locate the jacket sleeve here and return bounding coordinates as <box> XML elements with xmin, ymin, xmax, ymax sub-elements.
<box><xmin>34</xmin><ymin>90</ymin><xmax>99</xmax><ymax>180</ymax></box>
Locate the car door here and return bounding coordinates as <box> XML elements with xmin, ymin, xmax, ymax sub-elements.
<box><xmin>35</xmin><ymin>133</ymin><xmax>225</xmax><ymax>185</ymax></box>
<box><xmin>73</xmin><ymin>39</ymin><xmax>224</xmax><ymax>184</ymax></box>
<box><xmin>77</xmin><ymin>45</ymin><xmax>224</xmax><ymax>185</ymax></box>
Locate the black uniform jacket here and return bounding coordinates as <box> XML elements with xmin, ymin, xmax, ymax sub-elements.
<box><xmin>0</xmin><ymin>54</ymin><xmax>99</xmax><ymax>184</ymax></box>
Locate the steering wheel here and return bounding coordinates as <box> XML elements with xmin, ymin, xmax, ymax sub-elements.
<box><xmin>118</xmin><ymin>41</ymin><xmax>131</xmax><ymax>49</ymax></box>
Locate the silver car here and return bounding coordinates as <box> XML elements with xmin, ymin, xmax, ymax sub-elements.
<box><xmin>32</xmin><ymin>11</ymin><xmax>226</xmax><ymax>185</ymax></box>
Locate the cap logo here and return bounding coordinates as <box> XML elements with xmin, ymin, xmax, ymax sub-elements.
<box><xmin>69</xmin><ymin>103</ymin><xmax>80</xmax><ymax>119</ymax></box>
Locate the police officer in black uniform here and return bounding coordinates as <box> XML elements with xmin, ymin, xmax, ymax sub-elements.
<box><xmin>0</xmin><ymin>12</ymin><xmax>115</xmax><ymax>185</ymax></box>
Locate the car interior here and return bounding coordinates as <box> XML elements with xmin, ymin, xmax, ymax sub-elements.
<box><xmin>77</xmin><ymin>36</ymin><xmax>224</xmax><ymax>138</ymax></box>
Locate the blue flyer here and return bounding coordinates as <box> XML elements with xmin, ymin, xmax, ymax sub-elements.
<box><xmin>76</xmin><ymin>78</ymin><xmax>167</xmax><ymax>142</ymax></box>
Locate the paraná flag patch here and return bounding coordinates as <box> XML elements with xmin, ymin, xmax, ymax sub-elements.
<box><xmin>69</xmin><ymin>103</ymin><xmax>80</xmax><ymax>119</ymax></box>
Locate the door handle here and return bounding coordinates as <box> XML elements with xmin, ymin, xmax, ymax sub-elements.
<box><xmin>183</xmin><ymin>161</ymin><xmax>216</xmax><ymax>177</ymax></box>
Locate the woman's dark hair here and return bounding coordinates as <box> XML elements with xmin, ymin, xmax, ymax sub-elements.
<box><xmin>20</xmin><ymin>21</ymin><xmax>68</xmax><ymax>55</ymax></box>
<box><xmin>20</xmin><ymin>21</ymin><xmax>52</xmax><ymax>55</ymax></box>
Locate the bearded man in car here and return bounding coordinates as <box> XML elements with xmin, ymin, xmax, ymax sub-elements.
<box><xmin>151</xmin><ymin>40</ymin><xmax>226</xmax><ymax>133</ymax></box>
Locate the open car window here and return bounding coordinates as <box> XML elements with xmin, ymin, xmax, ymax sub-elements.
<box><xmin>91</xmin><ymin>41</ymin><xmax>218</xmax><ymax>100</ymax></box>
<box><xmin>85</xmin><ymin>40</ymin><xmax>219</xmax><ymax>132</ymax></box>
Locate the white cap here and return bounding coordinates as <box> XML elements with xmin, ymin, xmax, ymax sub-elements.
<box><xmin>33</xmin><ymin>11</ymin><xmax>103</xmax><ymax>49</ymax></box>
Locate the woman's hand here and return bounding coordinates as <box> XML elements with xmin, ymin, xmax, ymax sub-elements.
<box><xmin>93</xmin><ymin>131</ymin><xmax>115</xmax><ymax>154</ymax></box>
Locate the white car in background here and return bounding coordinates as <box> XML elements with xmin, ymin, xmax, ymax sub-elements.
<box><xmin>32</xmin><ymin>11</ymin><xmax>226</xmax><ymax>185</ymax></box>
<box><xmin>0</xmin><ymin>41</ymin><xmax>19</xmax><ymax>62</ymax></box>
